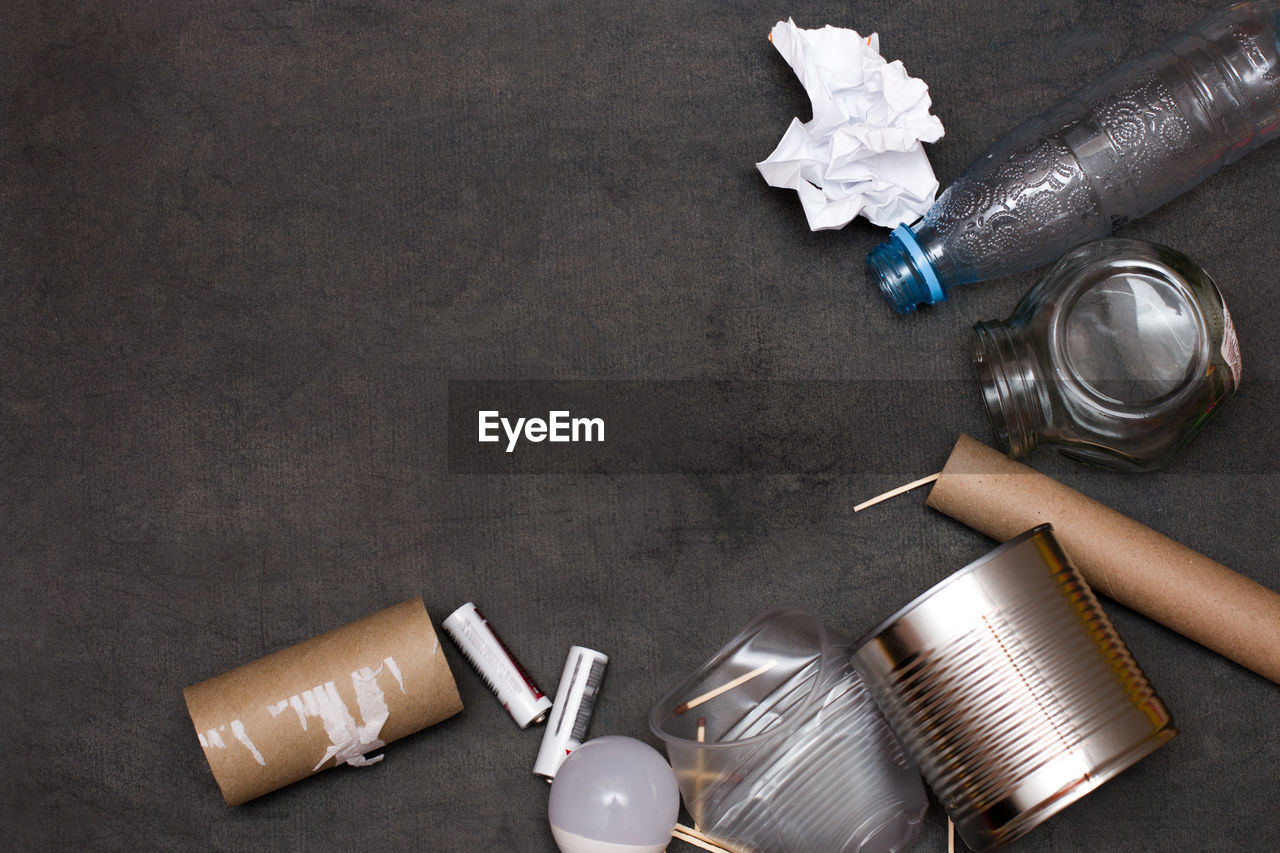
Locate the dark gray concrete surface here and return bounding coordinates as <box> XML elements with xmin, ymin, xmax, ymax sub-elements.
<box><xmin>4</xmin><ymin>1</ymin><xmax>1277</xmax><ymax>850</ymax></box>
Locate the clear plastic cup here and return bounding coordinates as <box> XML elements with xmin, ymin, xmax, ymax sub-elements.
<box><xmin>649</xmin><ymin>606</ymin><xmax>927</xmax><ymax>853</ymax></box>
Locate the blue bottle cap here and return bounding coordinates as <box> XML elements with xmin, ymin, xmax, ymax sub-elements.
<box><xmin>890</xmin><ymin>225</ymin><xmax>945</xmax><ymax>305</ymax></box>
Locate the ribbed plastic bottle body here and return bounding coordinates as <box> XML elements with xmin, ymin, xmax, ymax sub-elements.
<box><xmin>870</xmin><ymin>1</ymin><xmax>1280</xmax><ymax>313</ymax></box>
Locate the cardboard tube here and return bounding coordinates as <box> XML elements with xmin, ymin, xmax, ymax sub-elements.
<box><xmin>927</xmin><ymin>435</ymin><xmax>1280</xmax><ymax>684</ymax></box>
<box><xmin>184</xmin><ymin>597</ymin><xmax>463</xmax><ymax>805</ymax></box>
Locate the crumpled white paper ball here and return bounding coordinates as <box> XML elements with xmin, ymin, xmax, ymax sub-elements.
<box><xmin>757</xmin><ymin>19</ymin><xmax>945</xmax><ymax>230</ymax></box>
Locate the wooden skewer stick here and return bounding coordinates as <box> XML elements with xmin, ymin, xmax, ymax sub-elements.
<box><xmin>676</xmin><ymin>823</ymin><xmax>715</xmax><ymax>842</ymax></box>
<box><xmin>692</xmin><ymin>715</ymin><xmax>708</xmax><ymax>816</ymax></box>
<box><xmin>948</xmin><ymin>817</ymin><xmax>955</xmax><ymax>853</ymax></box>
<box><xmin>674</xmin><ymin>661</ymin><xmax>777</xmax><ymax>714</ymax></box>
<box><xmin>673</xmin><ymin>823</ymin><xmax>734</xmax><ymax>852</ymax></box>
<box><xmin>671</xmin><ymin>828</ymin><xmax>725</xmax><ymax>852</ymax></box>
<box><xmin>853</xmin><ymin>472</ymin><xmax>940</xmax><ymax>513</ymax></box>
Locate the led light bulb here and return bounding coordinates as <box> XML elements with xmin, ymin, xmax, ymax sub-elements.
<box><xmin>547</xmin><ymin>736</ymin><xmax>679</xmax><ymax>853</ymax></box>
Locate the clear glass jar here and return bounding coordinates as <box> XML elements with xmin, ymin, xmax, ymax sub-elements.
<box><xmin>972</xmin><ymin>238</ymin><xmax>1241</xmax><ymax>472</ymax></box>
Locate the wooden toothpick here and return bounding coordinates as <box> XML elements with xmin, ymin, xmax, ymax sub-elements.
<box><xmin>853</xmin><ymin>472</ymin><xmax>940</xmax><ymax>513</ymax></box>
<box><xmin>673</xmin><ymin>823</ymin><xmax>734</xmax><ymax>852</ymax></box>
<box><xmin>675</xmin><ymin>661</ymin><xmax>777</xmax><ymax>714</ymax></box>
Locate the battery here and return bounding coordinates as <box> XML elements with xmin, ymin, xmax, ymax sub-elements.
<box><xmin>442</xmin><ymin>602</ymin><xmax>552</xmax><ymax>729</ymax></box>
<box><xmin>533</xmin><ymin>645</ymin><xmax>609</xmax><ymax>780</ymax></box>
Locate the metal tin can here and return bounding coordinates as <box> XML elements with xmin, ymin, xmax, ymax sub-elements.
<box><xmin>852</xmin><ymin>525</ymin><xmax>1176</xmax><ymax>852</ymax></box>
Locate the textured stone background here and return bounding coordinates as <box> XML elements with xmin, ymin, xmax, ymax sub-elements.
<box><xmin>4</xmin><ymin>1</ymin><xmax>1277</xmax><ymax>850</ymax></box>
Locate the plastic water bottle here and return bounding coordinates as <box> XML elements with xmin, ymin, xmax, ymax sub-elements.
<box><xmin>868</xmin><ymin>1</ymin><xmax>1280</xmax><ymax>313</ymax></box>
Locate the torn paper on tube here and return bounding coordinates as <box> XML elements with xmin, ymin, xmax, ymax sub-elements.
<box><xmin>184</xmin><ymin>597</ymin><xmax>462</xmax><ymax>806</ymax></box>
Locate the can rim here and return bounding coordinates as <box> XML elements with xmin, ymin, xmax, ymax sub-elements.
<box><xmin>851</xmin><ymin>524</ymin><xmax>1053</xmax><ymax>652</ymax></box>
<box><xmin>961</xmin><ymin>723</ymin><xmax>1177</xmax><ymax>851</ymax></box>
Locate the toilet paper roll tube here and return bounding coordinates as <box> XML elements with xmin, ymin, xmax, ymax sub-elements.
<box><xmin>183</xmin><ymin>597</ymin><xmax>463</xmax><ymax>805</ymax></box>
<box><xmin>926</xmin><ymin>435</ymin><xmax>1280</xmax><ymax>684</ymax></box>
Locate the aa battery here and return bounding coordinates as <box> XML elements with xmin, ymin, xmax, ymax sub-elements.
<box><xmin>442</xmin><ymin>602</ymin><xmax>552</xmax><ymax>729</ymax></box>
<box><xmin>533</xmin><ymin>646</ymin><xmax>609</xmax><ymax>780</ymax></box>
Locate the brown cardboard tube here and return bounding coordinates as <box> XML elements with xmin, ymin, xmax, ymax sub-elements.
<box><xmin>927</xmin><ymin>435</ymin><xmax>1280</xmax><ymax>684</ymax></box>
<box><xmin>184</xmin><ymin>597</ymin><xmax>463</xmax><ymax>805</ymax></box>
